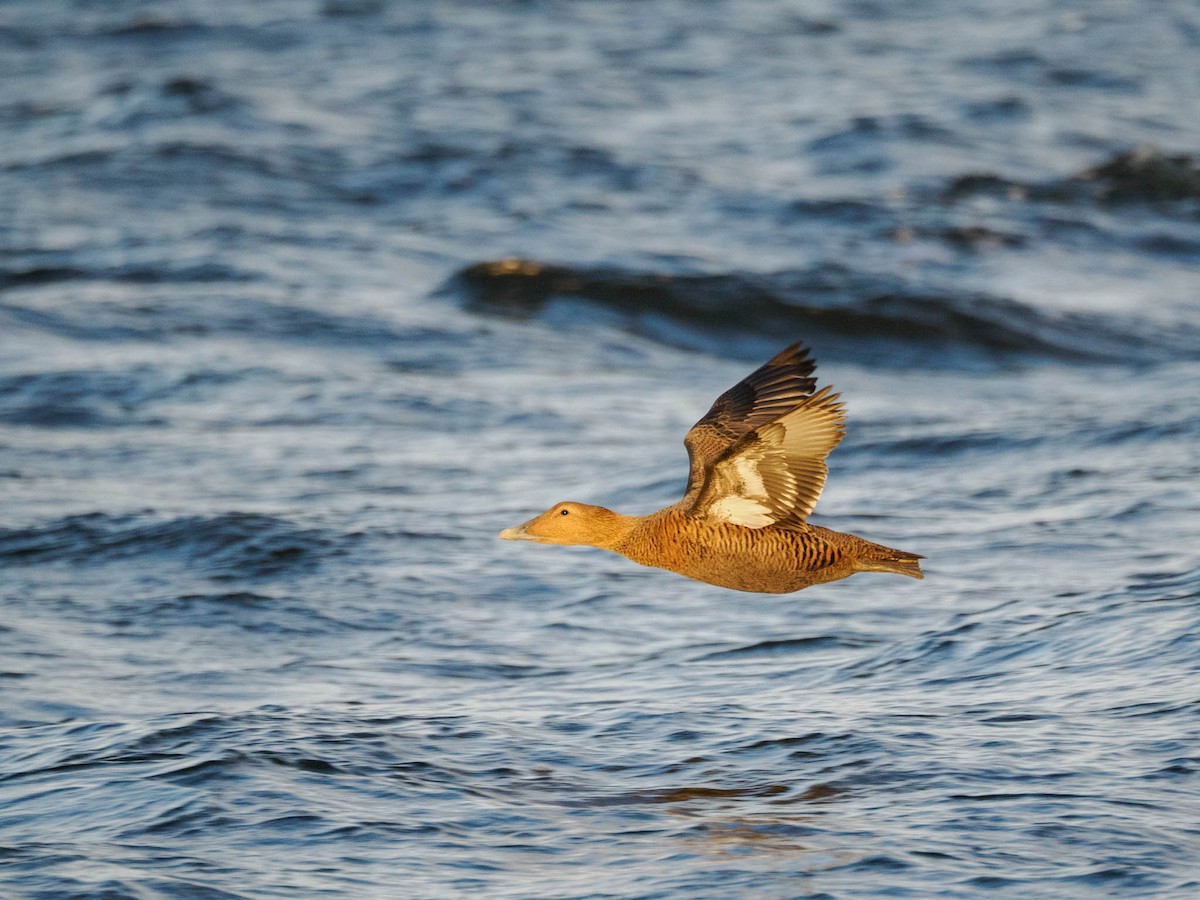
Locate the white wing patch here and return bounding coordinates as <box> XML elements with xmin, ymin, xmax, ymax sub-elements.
<box><xmin>732</xmin><ymin>456</ymin><xmax>766</xmax><ymax>496</ymax></box>
<box><xmin>708</xmin><ymin>456</ymin><xmax>777</xmax><ymax>527</ymax></box>
<box><xmin>710</xmin><ymin>495</ymin><xmax>774</xmax><ymax>527</ymax></box>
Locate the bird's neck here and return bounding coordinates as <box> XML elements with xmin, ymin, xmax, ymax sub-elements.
<box><xmin>585</xmin><ymin>508</ymin><xmax>641</xmax><ymax>551</ymax></box>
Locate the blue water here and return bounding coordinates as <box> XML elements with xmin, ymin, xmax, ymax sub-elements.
<box><xmin>3</xmin><ymin>1</ymin><xmax>1200</xmax><ymax>896</ymax></box>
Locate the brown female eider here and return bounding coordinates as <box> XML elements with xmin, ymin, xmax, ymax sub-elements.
<box><xmin>499</xmin><ymin>343</ymin><xmax>923</xmax><ymax>593</ymax></box>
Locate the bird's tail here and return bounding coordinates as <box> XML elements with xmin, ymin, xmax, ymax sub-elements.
<box><xmin>854</xmin><ymin>543</ymin><xmax>925</xmax><ymax>580</ymax></box>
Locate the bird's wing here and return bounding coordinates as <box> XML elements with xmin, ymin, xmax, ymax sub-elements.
<box><xmin>683</xmin><ymin>384</ymin><xmax>846</xmax><ymax>528</ymax></box>
<box><xmin>680</xmin><ymin>342</ymin><xmax>818</xmax><ymax>506</ymax></box>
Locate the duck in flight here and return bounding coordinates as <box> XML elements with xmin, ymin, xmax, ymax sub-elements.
<box><xmin>499</xmin><ymin>343</ymin><xmax>923</xmax><ymax>593</ymax></box>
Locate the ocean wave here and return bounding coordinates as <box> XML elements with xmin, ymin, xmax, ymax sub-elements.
<box><xmin>0</xmin><ymin>294</ymin><xmax>427</xmax><ymax>347</ymax></box>
<box><xmin>449</xmin><ymin>259</ymin><xmax>1197</xmax><ymax>366</ymax></box>
<box><xmin>0</xmin><ymin>368</ymin><xmax>172</xmax><ymax>428</ymax></box>
<box><xmin>0</xmin><ymin>261</ymin><xmax>251</xmax><ymax>290</ymax></box>
<box><xmin>943</xmin><ymin>145</ymin><xmax>1200</xmax><ymax>207</ymax></box>
<box><xmin>0</xmin><ymin>512</ymin><xmax>346</xmax><ymax>578</ymax></box>
<box><xmin>698</xmin><ymin>636</ymin><xmax>878</xmax><ymax>660</ymax></box>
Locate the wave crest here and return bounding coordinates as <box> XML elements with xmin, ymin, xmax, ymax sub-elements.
<box><xmin>449</xmin><ymin>259</ymin><xmax>1196</xmax><ymax>366</ymax></box>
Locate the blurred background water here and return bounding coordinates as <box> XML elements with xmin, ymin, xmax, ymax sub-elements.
<box><xmin>2</xmin><ymin>1</ymin><xmax>1200</xmax><ymax>896</ymax></box>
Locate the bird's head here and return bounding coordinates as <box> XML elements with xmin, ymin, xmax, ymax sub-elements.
<box><xmin>499</xmin><ymin>501</ymin><xmax>623</xmax><ymax>547</ymax></box>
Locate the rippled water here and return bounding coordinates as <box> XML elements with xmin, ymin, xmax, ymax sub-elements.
<box><xmin>3</xmin><ymin>1</ymin><xmax>1200</xmax><ymax>896</ymax></box>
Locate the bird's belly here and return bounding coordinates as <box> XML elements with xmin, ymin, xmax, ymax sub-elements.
<box><xmin>619</xmin><ymin>524</ymin><xmax>849</xmax><ymax>594</ymax></box>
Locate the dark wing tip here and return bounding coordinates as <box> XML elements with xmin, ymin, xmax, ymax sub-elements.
<box><xmin>690</xmin><ymin>340</ymin><xmax>822</xmax><ymax>434</ymax></box>
<box><xmin>767</xmin><ymin>340</ymin><xmax>813</xmax><ymax>365</ymax></box>
<box><xmin>758</xmin><ymin>342</ymin><xmax>816</xmax><ymax>380</ymax></box>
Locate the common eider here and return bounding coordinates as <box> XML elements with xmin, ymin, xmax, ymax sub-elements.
<box><xmin>500</xmin><ymin>343</ymin><xmax>923</xmax><ymax>593</ymax></box>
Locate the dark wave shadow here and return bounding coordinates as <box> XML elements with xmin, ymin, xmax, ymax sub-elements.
<box><xmin>445</xmin><ymin>258</ymin><xmax>1197</xmax><ymax>367</ymax></box>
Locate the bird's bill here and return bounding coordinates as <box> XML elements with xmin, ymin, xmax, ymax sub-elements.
<box><xmin>498</xmin><ymin>519</ymin><xmax>542</xmax><ymax>542</ymax></box>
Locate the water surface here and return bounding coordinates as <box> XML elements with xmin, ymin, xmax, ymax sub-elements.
<box><xmin>3</xmin><ymin>1</ymin><xmax>1200</xmax><ymax>896</ymax></box>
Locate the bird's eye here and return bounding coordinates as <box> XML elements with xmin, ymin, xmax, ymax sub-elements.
<box><xmin>560</xmin><ymin>508</ymin><xmax>570</xmax><ymax>516</ymax></box>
